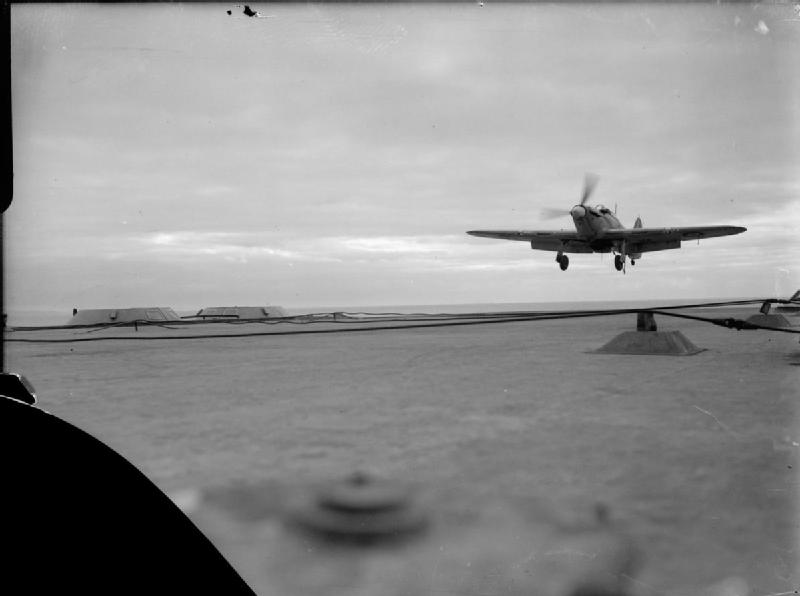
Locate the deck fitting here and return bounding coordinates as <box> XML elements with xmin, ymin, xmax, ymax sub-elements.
<box><xmin>595</xmin><ymin>313</ymin><xmax>704</xmax><ymax>356</ymax></box>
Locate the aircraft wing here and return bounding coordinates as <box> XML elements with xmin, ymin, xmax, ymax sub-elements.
<box><xmin>466</xmin><ymin>230</ymin><xmax>581</xmax><ymax>242</ymax></box>
<box><xmin>466</xmin><ymin>230</ymin><xmax>595</xmax><ymax>253</ymax></box>
<box><xmin>600</xmin><ymin>225</ymin><xmax>746</xmax><ymax>253</ymax></box>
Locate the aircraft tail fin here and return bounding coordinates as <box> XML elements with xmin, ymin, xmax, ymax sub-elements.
<box><xmin>634</xmin><ymin>216</ymin><xmax>643</xmax><ymax>228</ymax></box>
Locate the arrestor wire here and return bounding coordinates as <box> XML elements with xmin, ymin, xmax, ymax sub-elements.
<box><xmin>4</xmin><ymin>298</ymin><xmax>799</xmax><ymax>343</ymax></box>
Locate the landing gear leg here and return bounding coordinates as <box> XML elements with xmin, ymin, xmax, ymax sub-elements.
<box><xmin>556</xmin><ymin>252</ymin><xmax>569</xmax><ymax>271</ymax></box>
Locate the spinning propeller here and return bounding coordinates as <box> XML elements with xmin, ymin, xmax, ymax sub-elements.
<box><xmin>540</xmin><ymin>173</ymin><xmax>599</xmax><ymax>220</ymax></box>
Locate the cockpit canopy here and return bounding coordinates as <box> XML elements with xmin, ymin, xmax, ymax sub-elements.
<box><xmin>584</xmin><ymin>204</ymin><xmax>612</xmax><ymax>216</ymax></box>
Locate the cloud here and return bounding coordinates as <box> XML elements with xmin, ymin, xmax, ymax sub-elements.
<box><xmin>133</xmin><ymin>231</ymin><xmax>468</xmax><ymax>265</ymax></box>
<box><xmin>138</xmin><ymin>231</ymin><xmax>314</xmax><ymax>263</ymax></box>
<box><xmin>338</xmin><ymin>236</ymin><xmax>453</xmax><ymax>254</ymax></box>
<box><xmin>194</xmin><ymin>185</ymin><xmax>238</xmax><ymax>197</ymax></box>
<box><xmin>126</xmin><ymin>231</ymin><xmax>557</xmax><ymax>274</ymax></box>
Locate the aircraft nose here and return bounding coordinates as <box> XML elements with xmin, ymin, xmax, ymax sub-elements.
<box><xmin>570</xmin><ymin>205</ymin><xmax>586</xmax><ymax>219</ymax></box>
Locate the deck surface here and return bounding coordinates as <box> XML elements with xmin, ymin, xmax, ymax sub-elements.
<box><xmin>5</xmin><ymin>307</ymin><xmax>799</xmax><ymax>594</ymax></box>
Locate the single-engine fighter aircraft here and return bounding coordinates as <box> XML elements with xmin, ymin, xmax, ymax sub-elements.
<box><xmin>467</xmin><ymin>174</ymin><xmax>747</xmax><ymax>273</ymax></box>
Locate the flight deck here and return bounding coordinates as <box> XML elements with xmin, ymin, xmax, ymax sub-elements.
<box><xmin>4</xmin><ymin>301</ymin><xmax>798</xmax><ymax>594</ymax></box>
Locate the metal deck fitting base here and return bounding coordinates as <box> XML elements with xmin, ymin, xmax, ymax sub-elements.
<box><xmin>595</xmin><ymin>313</ymin><xmax>704</xmax><ymax>356</ymax></box>
<box><xmin>745</xmin><ymin>313</ymin><xmax>796</xmax><ymax>328</ymax></box>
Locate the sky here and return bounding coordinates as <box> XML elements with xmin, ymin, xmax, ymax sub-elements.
<box><xmin>7</xmin><ymin>3</ymin><xmax>800</xmax><ymax>315</ymax></box>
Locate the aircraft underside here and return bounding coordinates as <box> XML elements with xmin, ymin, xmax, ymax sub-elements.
<box><xmin>553</xmin><ymin>249</ymin><xmax>638</xmax><ymax>273</ymax></box>
<box><xmin>550</xmin><ymin>240</ymin><xmax>649</xmax><ymax>273</ymax></box>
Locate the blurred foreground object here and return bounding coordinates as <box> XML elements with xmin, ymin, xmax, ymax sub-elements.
<box><xmin>175</xmin><ymin>471</ymin><xmax>643</xmax><ymax>596</ymax></box>
<box><xmin>0</xmin><ymin>391</ymin><xmax>255</xmax><ymax>594</ymax></box>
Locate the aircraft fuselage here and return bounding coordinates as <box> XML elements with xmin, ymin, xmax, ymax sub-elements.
<box><xmin>570</xmin><ymin>204</ymin><xmax>623</xmax><ymax>238</ymax></box>
<box><xmin>568</xmin><ymin>204</ymin><xmax>642</xmax><ymax>264</ymax></box>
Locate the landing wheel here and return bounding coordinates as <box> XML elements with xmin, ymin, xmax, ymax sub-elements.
<box><xmin>630</xmin><ymin>260</ymin><xmax>636</xmax><ymax>266</ymax></box>
<box><xmin>558</xmin><ymin>255</ymin><xmax>569</xmax><ymax>271</ymax></box>
<box><xmin>614</xmin><ymin>255</ymin><xmax>624</xmax><ymax>271</ymax></box>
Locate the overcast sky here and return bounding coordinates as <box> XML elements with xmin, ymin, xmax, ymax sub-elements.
<box><xmin>7</xmin><ymin>3</ymin><xmax>800</xmax><ymax>314</ymax></box>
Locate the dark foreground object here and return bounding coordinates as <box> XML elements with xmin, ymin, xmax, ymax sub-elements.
<box><xmin>0</xmin><ymin>371</ymin><xmax>37</xmax><ymax>404</ymax></box>
<box><xmin>0</xmin><ymin>394</ymin><xmax>255</xmax><ymax>594</ymax></box>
